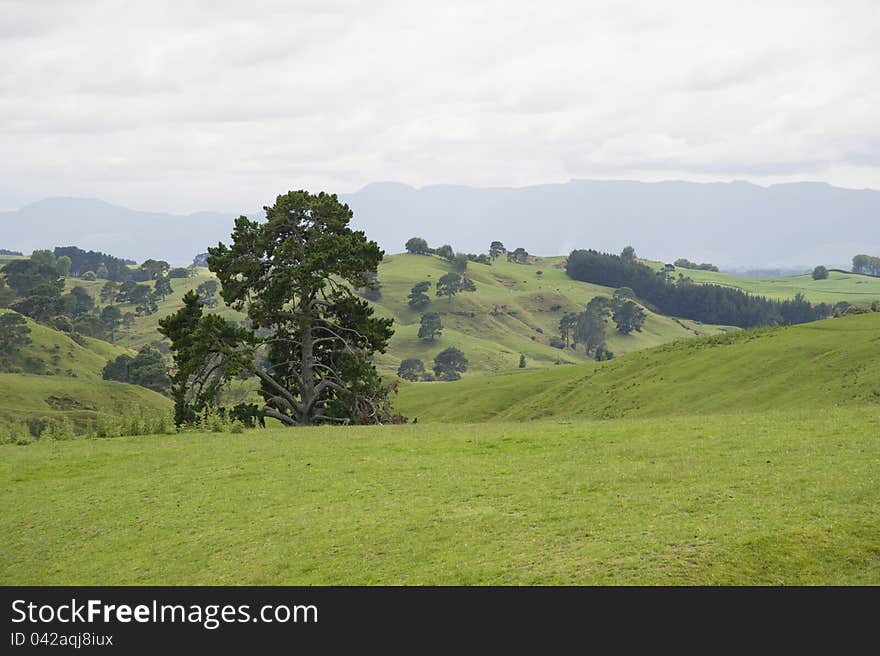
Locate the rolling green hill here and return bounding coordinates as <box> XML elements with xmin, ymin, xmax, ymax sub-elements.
<box><xmin>0</xmin><ymin>310</ymin><xmax>171</xmax><ymax>428</ymax></box>
<box><xmin>396</xmin><ymin>311</ymin><xmax>880</xmax><ymax>422</ymax></box>
<box><xmin>649</xmin><ymin>261</ymin><xmax>880</xmax><ymax>304</ymax></box>
<box><xmin>69</xmin><ymin>254</ymin><xmax>728</xmax><ymax>376</ymax></box>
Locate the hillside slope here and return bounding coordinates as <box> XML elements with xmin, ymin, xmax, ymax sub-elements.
<box><xmin>396</xmin><ymin>312</ymin><xmax>880</xmax><ymax>422</ymax></box>
<box><xmin>647</xmin><ymin>261</ymin><xmax>880</xmax><ymax>304</ymax></box>
<box><xmin>0</xmin><ymin>311</ymin><xmax>171</xmax><ymax>428</ymax></box>
<box><xmin>69</xmin><ymin>254</ymin><xmax>728</xmax><ymax>376</ymax></box>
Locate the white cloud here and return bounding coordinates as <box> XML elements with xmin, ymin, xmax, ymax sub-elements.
<box><xmin>1</xmin><ymin>0</ymin><xmax>878</xmax><ymax>211</ymax></box>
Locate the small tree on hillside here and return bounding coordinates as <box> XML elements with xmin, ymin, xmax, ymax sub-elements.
<box><xmin>0</xmin><ymin>312</ymin><xmax>31</xmax><ymax>355</ymax></box>
<box><xmin>612</xmin><ymin>299</ymin><xmax>646</xmax><ymax>335</ymax></box>
<box><xmin>154</xmin><ymin>274</ymin><xmax>173</xmax><ymax>301</ymax></box>
<box><xmin>436</xmin><ymin>272</ymin><xmax>462</xmax><ymax>300</ymax></box>
<box><xmin>405</xmin><ymin>237</ymin><xmax>430</xmax><ymax>255</ymax></box>
<box><xmin>407</xmin><ymin>281</ymin><xmax>432</xmax><ymax>311</ymax></box>
<box><xmin>140</xmin><ymin>259</ymin><xmax>171</xmax><ymax>280</ymax></box>
<box><xmin>812</xmin><ymin>265</ymin><xmax>829</xmax><ymax>280</ymax></box>
<box><xmin>100</xmin><ymin>305</ymin><xmax>122</xmax><ymax>343</ymax></box>
<box><xmin>100</xmin><ymin>280</ymin><xmax>119</xmax><ymax>304</ymax></box>
<box><xmin>460</xmin><ymin>275</ymin><xmax>477</xmax><ymax>292</ymax></box>
<box><xmin>489</xmin><ymin>241</ymin><xmax>506</xmax><ymax>260</ymax></box>
<box><xmin>433</xmin><ymin>346</ymin><xmax>468</xmax><ymax>381</ymax></box>
<box><xmin>621</xmin><ymin>245</ymin><xmax>636</xmax><ymax>262</ymax></box>
<box><xmin>453</xmin><ymin>253</ymin><xmax>469</xmax><ymax>272</ymax></box>
<box><xmin>435</xmin><ymin>244</ymin><xmax>455</xmax><ymax>261</ymax></box>
<box><xmin>507</xmin><ymin>247</ymin><xmax>529</xmax><ymax>264</ymax></box>
<box><xmin>418</xmin><ymin>312</ymin><xmax>443</xmax><ymax>342</ymax></box>
<box><xmin>196</xmin><ymin>279</ymin><xmax>219</xmax><ymax>308</ymax></box>
<box><xmin>397</xmin><ymin>358</ymin><xmax>425</xmax><ymax>381</ymax></box>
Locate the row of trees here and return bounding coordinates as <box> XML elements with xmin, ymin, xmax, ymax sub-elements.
<box><xmin>674</xmin><ymin>258</ymin><xmax>719</xmax><ymax>272</ymax></box>
<box><xmin>852</xmin><ymin>254</ymin><xmax>880</xmax><ymax>277</ymax></box>
<box><xmin>556</xmin><ymin>293</ymin><xmax>638</xmax><ymax>360</ymax></box>
<box><xmin>405</xmin><ymin>237</ymin><xmax>531</xmax><ymax>266</ymax></box>
<box><xmin>397</xmin><ymin>346</ymin><xmax>468</xmax><ymax>382</ymax></box>
<box><xmin>0</xmin><ymin>248</ymin><xmax>180</xmax><ymax>345</ymax></box>
<box><xmin>566</xmin><ymin>248</ymin><xmax>832</xmax><ymax>328</ymax></box>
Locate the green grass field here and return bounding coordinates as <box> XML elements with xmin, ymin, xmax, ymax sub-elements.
<box><xmin>2</xmin><ymin>406</ymin><xmax>878</xmax><ymax>585</ymax></box>
<box><xmin>397</xmin><ymin>311</ymin><xmax>880</xmax><ymax>422</ymax></box>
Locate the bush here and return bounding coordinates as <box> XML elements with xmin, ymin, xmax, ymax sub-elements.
<box><xmin>81</xmin><ymin>271</ymin><xmax>97</xmax><ymax>281</ymax></box>
<box><xmin>43</xmin><ymin>417</ymin><xmax>76</xmax><ymax>441</ymax></box>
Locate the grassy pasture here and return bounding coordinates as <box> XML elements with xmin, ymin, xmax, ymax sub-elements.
<box><xmin>397</xmin><ymin>311</ymin><xmax>880</xmax><ymax>422</ymax></box>
<box><xmin>2</xmin><ymin>406</ymin><xmax>878</xmax><ymax>585</ymax></box>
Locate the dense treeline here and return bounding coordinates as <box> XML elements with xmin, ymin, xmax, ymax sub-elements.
<box><xmin>53</xmin><ymin>246</ymin><xmax>136</xmax><ymax>280</ymax></box>
<box><xmin>852</xmin><ymin>254</ymin><xmax>880</xmax><ymax>277</ymax></box>
<box><xmin>566</xmin><ymin>249</ymin><xmax>831</xmax><ymax>328</ymax></box>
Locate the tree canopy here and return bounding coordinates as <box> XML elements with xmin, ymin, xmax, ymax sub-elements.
<box><xmin>161</xmin><ymin>190</ymin><xmax>396</xmax><ymax>427</ymax></box>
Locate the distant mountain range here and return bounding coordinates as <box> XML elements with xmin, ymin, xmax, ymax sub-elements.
<box><xmin>1</xmin><ymin>180</ymin><xmax>877</xmax><ymax>267</ymax></box>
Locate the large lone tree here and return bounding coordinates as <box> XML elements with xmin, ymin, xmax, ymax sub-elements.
<box><xmin>184</xmin><ymin>190</ymin><xmax>395</xmax><ymax>427</ymax></box>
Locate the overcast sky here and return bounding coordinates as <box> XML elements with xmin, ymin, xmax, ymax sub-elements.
<box><xmin>2</xmin><ymin>0</ymin><xmax>878</xmax><ymax>213</ymax></box>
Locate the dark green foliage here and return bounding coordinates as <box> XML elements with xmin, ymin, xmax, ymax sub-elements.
<box><xmin>435</xmin><ymin>244</ymin><xmax>455</xmax><ymax>261</ymax></box>
<box><xmin>852</xmin><ymin>254</ymin><xmax>880</xmax><ymax>277</ymax></box>
<box><xmin>812</xmin><ymin>265</ymin><xmax>829</xmax><ymax>280</ymax></box>
<box><xmin>407</xmin><ymin>281</ymin><xmax>431</xmax><ymax>311</ymax></box>
<box><xmin>355</xmin><ymin>271</ymin><xmax>382</xmax><ymax>301</ymax></box>
<box><xmin>405</xmin><ymin>237</ymin><xmax>430</xmax><ymax>255</ymax></box>
<box><xmin>63</xmin><ymin>286</ymin><xmax>94</xmax><ymax>317</ymax></box>
<box><xmin>0</xmin><ymin>278</ymin><xmax>13</xmax><ymax>308</ymax></box>
<box><xmin>11</xmin><ymin>284</ymin><xmax>64</xmax><ymax>322</ymax></box>
<box><xmin>621</xmin><ymin>245</ymin><xmax>636</xmax><ymax>262</ymax></box>
<box><xmin>117</xmin><ymin>281</ymin><xmax>157</xmax><ymax>315</ymax></box>
<box><xmin>56</xmin><ymin>256</ymin><xmax>72</xmax><ymax>277</ymax></box>
<box><xmin>29</xmin><ymin>250</ymin><xmax>57</xmax><ymax>271</ymax></box>
<box><xmin>489</xmin><ymin>241</ymin><xmax>505</xmax><ymax>260</ymax></box>
<box><xmin>460</xmin><ymin>276</ymin><xmax>477</xmax><ymax>292</ymax></box>
<box><xmin>612</xmin><ymin>299</ymin><xmax>647</xmax><ymax>335</ymax></box>
<box><xmin>507</xmin><ymin>247</ymin><xmax>529</xmax><ymax>264</ymax></box>
<box><xmin>566</xmin><ymin>249</ymin><xmax>830</xmax><ymax>328</ymax></box>
<box><xmin>433</xmin><ymin>346</ymin><xmax>468</xmax><ymax>381</ymax></box>
<box><xmin>159</xmin><ymin>291</ymin><xmax>252</xmax><ymax>425</ymax></box>
<box><xmin>397</xmin><ymin>358</ymin><xmax>425</xmax><ymax>381</ymax></box>
<box><xmin>167</xmin><ymin>267</ymin><xmax>192</xmax><ymax>279</ymax></box>
<box><xmin>81</xmin><ymin>271</ymin><xmax>97</xmax><ymax>281</ymax></box>
<box><xmin>436</xmin><ymin>272</ymin><xmax>461</xmax><ymax>300</ymax></box>
<box><xmin>519</xmin><ymin>354</ymin><xmax>526</xmax><ymax>368</ymax></box>
<box><xmin>558</xmin><ymin>312</ymin><xmax>578</xmax><ymax>348</ymax></box>
<box><xmin>453</xmin><ymin>253</ymin><xmax>469</xmax><ymax>272</ymax></box>
<box><xmin>140</xmin><ymin>259</ymin><xmax>171</xmax><ymax>280</ymax></box>
<box><xmin>192</xmin><ymin>253</ymin><xmax>209</xmax><ymax>268</ymax></box>
<box><xmin>675</xmin><ymin>258</ymin><xmax>719</xmax><ymax>272</ymax></box>
<box><xmin>153</xmin><ymin>274</ymin><xmax>173</xmax><ymax>301</ymax></box>
<box><xmin>0</xmin><ymin>249</ymin><xmax>22</xmax><ymax>256</ymax></box>
<box><xmin>196</xmin><ymin>279</ymin><xmax>219</xmax><ymax>307</ymax></box>
<box><xmin>0</xmin><ymin>312</ymin><xmax>31</xmax><ymax>355</ymax></box>
<box><xmin>100</xmin><ymin>281</ymin><xmax>118</xmax><ymax>304</ymax></box>
<box><xmin>102</xmin><ymin>347</ymin><xmax>171</xmax><ymax>395</ymax></box>
<box><xmin>418</xmin><ymin>312</ymin><xmax>443</xmax><ymax>342</ymax></box>
<box><xmin>573</xmin><ymin>297</ymin><xmax>611</xmax><ymax>355</ymax></box>
<box><xmin>100</xmin><ymin>305</ymin><xmax>122</xmax><ymax>343</ymax></box>
<box><xmin>467</xmin><ymin>253</ymin><xmax>492</xmax><ymax>265</ymax></box>
<box><xmin>206</xmin><ymin>190</ymin><xmax>395</xmax><ymax>426</ymax></box>
<box><xmin>2</xmin><ymin>259</ymin><xmax>63</xmax><ymax>296</ymax></box>
<box><xmin>53</xmin><ymin>246</ymin><xmax>132</xmax><ymax>281</ymax></box>
<box><xmin>594</xmin><ymin>345</ymin><xmax>614</xmax><ymax>361</ymax></box>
